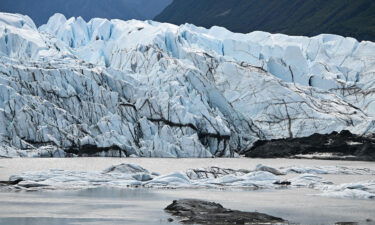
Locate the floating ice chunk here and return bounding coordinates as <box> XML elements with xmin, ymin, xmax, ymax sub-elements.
<box><xmin>281</xmin><ymin>166</ymin><xmax>375</xmax><ymax>175</ymax></box>
<box><xmin>203</xmin><ymin>171</ymin><xmax>281</xmax><ymax>188</ymax></box>
<box><xmin>282</xmin><ymin>167</ymin><xmax>330</xmax><ymax>174</ymax></box>
<box><xmin>132</xmin><ymin>173</ymin><xmax>153</xmax><ymax>182</ymax></box>
<box><xmin>255</xmin><ymin>164</ymin><xmax>285</xmax><ymax>175</ymax></box>
<box><xmin>145</xmin><ymin>172</ymin><xmax>191</xmax><ymax>187</ymax></box>
<box><xmin>319</xmin><ymin>180</ymin><xmax>375</xmax><ymax>199</ymax></box>
<box><xmin>186</xmin><ymin>167</ymin><xmax>249</xmax><ymax>180</ymax></box>
<box><xmin>103</xmin><ymin>163</ymin><xmax>149</xmax><ymax>174</ymax></box>
<box><xmin>288</xmin><ymin>174</ymin><xmax>333</xmax><ymax>188</ymax></box>
<box><xmin>4</xmin><ymin>163</ymin><xmax>375</xmax><ymax>201</ymax></box>
<box><xmin>103</xmin><ymin>163</ymin><xmax>153</xmax><ymax>182</ymax></box>
<box><xmin>242</xmin><ymin>171</ymin><xmax>280</xmax><ymax>182</ymax></box>
<box><xmin>319</xmin><ymin>189</ymin><xmax>375</xmax><ymax>199</ymax></box>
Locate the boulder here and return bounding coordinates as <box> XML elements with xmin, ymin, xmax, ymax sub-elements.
<box><xmin>165</xmin><ymin>199</ymin><xmax>286</xmax><ymax>224</ymax></box>
<box><xmin>246</xmin><ymin>131</ymin><xmax>375</xmax><ymax>161</ymax></box>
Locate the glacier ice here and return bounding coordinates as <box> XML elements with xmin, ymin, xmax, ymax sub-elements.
<box><xmin>5</xmin><ymin>163</ymin><xmax>375</xmax><ymax>200</ymax></box>
<box><xmin>319</xmin><ymin>180</ymin><xmax>375</xmax><ymax>199</ymax></box>
<box><xmin>0</xmin><ymin>12</ymin><xmax>375</xmax><ymax>157</ymax></box>
<box><xmin>280</xmin><ymin>165</ymin><xmax>375</xmax><ymax>175</ymax></box>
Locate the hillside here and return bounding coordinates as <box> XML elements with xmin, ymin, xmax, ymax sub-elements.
<box><xmin>155</xmin><ymin>0</ymin><xmax>375</xmax><ymax>41</ymax></box>
<box><xmin>0</xmin><ymin>0</ymin><xmax>172</xmax><ymax>26</ymax></box>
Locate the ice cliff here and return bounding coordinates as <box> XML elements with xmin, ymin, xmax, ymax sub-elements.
<box><xmin>0</xmin><ymin>12</ymin><xmax>375</xmax><ymax>157</ymax></box>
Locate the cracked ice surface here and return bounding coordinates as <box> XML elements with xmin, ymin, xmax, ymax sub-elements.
<box><xmin>318</xmin><ymin>180</ymin><xmax>375</xmax><ymax>199</ymax></box>
<box><xmin>4</xmin><ymin>163</ymin><xmax>375</xmax><ymax>200</ymax></box>
<box><xmin>280</xmin><ymin>165</ymin><xmax>375</xmax><ymax>175</ymax></box>
<box><xmin>1</xmin><ymin>12</ymin><xmax>375</xmax><ymax>157</ymax></box>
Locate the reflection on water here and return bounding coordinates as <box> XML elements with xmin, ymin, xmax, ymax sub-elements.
<box><xmin>0</xmin><ymin>217</ymin><xmax>133</xmax><ymax>225</ymax></box>
<box><xmin>0</xmin><ymin>188</ymin><xmax>179</xmax><ymax>225</ymax></box>
<box><xmin>1</xmin><ymin>158</ymin><xmax>375</xmax><ymax>225</ymax></box>
<box><xmin>0</xmin><ymin>187</ymin><xmax>374</xmax><ymax>225</ymax></box>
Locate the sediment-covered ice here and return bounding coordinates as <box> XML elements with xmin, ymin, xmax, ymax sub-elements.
<box><xmin>7</xmin><ymin>164</ymin><xmax>282</xmax><ymax>190</ymax></box>
<box><xmin>4</xmin><ymin>163</ymin><xmax>375</xmax><ymax>200</ymax></box>
<box><xmin>1</xmin><ymin>12</ymin><xmax>375</xmax><ymax>157</ymax></box>
<box><xmin>280</xmin><ymin>165</ymin><xmax>375</xmax><ymax>175</ymax></box>
<box><xmin>288</xmin><ymin>174</ymin><xmax>333</xmax><ymax>188</ymax></box>
<box><xmin>319</xmin><ymin>180</ymin><xmax>375</xmax><ymax>199</ymax></box>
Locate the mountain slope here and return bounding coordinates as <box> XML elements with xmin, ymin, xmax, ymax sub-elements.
<box><xmin>0</xmin><ymin>0</ymin><xmax>172</xmax><ymax>26</ymax></box>
<box><xmin>0</xmin><ymin>13</ymin><xmax>375</xmax><ymax>158</ymax></box>
<box><xmin>155</xmin><ymin>0</ymin><xmax>375</xmax><ymax>41</ymax></box>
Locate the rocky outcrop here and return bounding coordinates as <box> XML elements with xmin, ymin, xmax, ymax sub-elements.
<box><xmin>164</xmin><ymin>199</ymin><xmax>286</xmax><ymax>224</ymax></box>
<box><xmin>245</xmin><ymin>130</ymin><xmax>375</xmax><ymax>161</ymax></box>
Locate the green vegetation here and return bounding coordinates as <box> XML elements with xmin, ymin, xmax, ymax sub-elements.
<box><xmin>155</xmin><ymin>0</ymin><xmax>375</xmax><ymax>41</ymax></box>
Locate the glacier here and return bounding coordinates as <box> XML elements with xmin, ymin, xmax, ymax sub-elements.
<box><xmin>0</xmin><ymin>12</ymin><xmax>375</xmax><ymax>157</ymax></box>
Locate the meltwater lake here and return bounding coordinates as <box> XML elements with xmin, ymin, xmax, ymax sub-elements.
<box><xmin>0</xmin><ymin>158</ymin><xmax>374</xmax><ymax>225</ymax></box>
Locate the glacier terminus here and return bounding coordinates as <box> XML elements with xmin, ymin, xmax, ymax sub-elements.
<box><xmin>1</xmin><ymin>12</ymin><xmax>375</xmax><ymax>158</ymax></box>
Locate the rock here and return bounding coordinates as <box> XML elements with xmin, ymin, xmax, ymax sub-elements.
<box><xmin>245</xmin><ymin>131</ymin><xmax>375</xmax><ymax>161</ymax></box>
<box><xmin>17</xmin><ymin>181</ymin><xmax>50</xmax><ymax>188</ymax></box>
<box><xmin>335</xmin><ymin>223</ymin><xmax>358</xmax><ymax>225</ymax></box>
<box><xmin>164</xmin><ymin>199</ymin><xmax>286</xmax><ymax>224</ymax></box>
<box><xmin>273</xmin><ymin>181</ymin><xmax>291</xmax><ymax>186</ymax></box>
<box><xmin>0</xmin><ymin>179</ymin><xmax>23</xmax><ymax>186</ymax></box>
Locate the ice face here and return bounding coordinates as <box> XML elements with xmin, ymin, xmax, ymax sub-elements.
<box><xmin>0</xmin><ymin>12</ymin><xmax>375</xmax><ymax>157</ymax></box>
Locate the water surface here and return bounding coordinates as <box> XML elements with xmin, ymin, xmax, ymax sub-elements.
<box><xmin>0</xmin><ymin>158</ymin><xmax>375</xmax><ymax>225</ymax></box>
<box><xmin>0</xmin><ymin>187</ymin><xmax>374</xmax><ymax>225</ymax></box>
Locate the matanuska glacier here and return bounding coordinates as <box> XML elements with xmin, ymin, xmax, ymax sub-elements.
<box><xmin>1</xmin><ymin>12</ymin><xmax>375</xmax><ymax>158</ymax></box>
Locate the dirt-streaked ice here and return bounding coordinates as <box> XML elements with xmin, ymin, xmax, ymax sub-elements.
<box><xmin>4</xmin><ymin>163</ymin><xmax>375</xmax><ymax>200</ymax></box>
<box><xmin>1</xmin><ymin>12</ymin><xmax>375</xmax><ymax>157</ymax></box>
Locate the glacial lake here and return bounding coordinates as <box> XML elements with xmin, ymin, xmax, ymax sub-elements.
<box><xmin>0</xmin><ymin>158</ymin><xmax>375</xmax><ymax>225</ymax></box>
